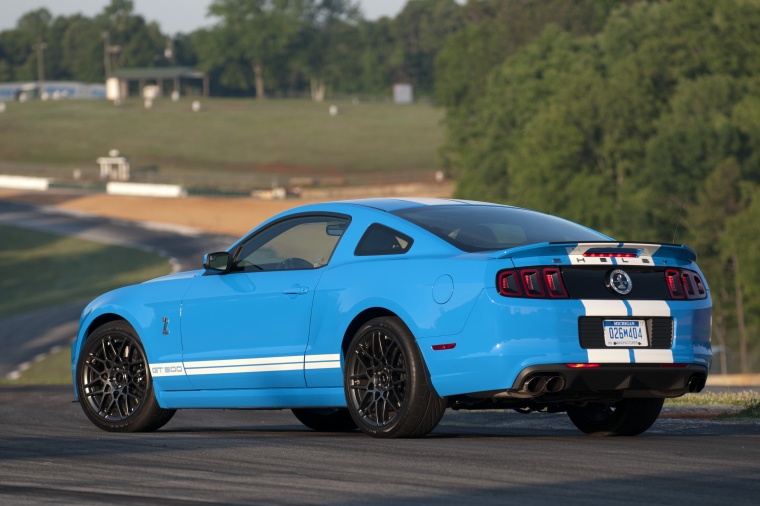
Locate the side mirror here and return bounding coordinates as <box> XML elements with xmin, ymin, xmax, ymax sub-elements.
<box><xmin>203</xmin><ymin>251</ymin><xmax>230</xmax><ymax>272</ymax></box>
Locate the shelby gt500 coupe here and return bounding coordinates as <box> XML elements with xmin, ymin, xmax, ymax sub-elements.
<box><xmin>72</xmin><ymin>198</ymin><xmax>712</xmax><ymax>438</ymax></box>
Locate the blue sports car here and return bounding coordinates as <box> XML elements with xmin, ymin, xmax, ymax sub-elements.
<box><xmin>72</xmin><ymin>198</ymin><xmax>712</xmax><ymax>438</ymax></box>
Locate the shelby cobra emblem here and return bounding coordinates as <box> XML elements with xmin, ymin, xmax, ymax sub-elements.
<box><xmin>609</xmin><ymin>269</ymin><xmax>633</xmax><ymax>295</ymax></box>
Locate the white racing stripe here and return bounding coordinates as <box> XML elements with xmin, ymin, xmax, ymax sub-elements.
<box><xmin>305</xmin><ymin>354</ymin><xmax>340</xmax><ymax>362</ymax></box>
<box><xmin>185</xmin><ymin>363</ymin><xmax>303</xmax><ymax>376</ymax></box>
<box><xmin>587</xmin><ymin>349</ymin><xmax>631</xmax><ymax>363</ymax></box>
<box><xmin>305</xmin><ymin>361</ymin><xmax>342</xmax><ymax>370</ymax></box>
<box><xmin>305</xmin><ymin>354</ymin><xmax>341</xmax><ymax>371</ymax></box>
<box><xmin>581</xmin><ymin>300</ymin><xmax>628</xmax><ymax>317</ymax></box>
<box><xmin>186</xmin><ymin>355</ymin><xmax>303</xmax><ymax>369</ymax></box>
<box><xmin>151</xmin><ymin>354</ymin><xmax>342</xmax><ymax>377</ymax></box>
<box><xmin>633</xmin><ymin>349</ymin><xmax>674</xmax><ymax>363</ymax></box>
<box><xmin>627</xmin><ymin>300</ymin><xmax>671</xmax><ymax>317</ymax></box>
<box><xmin>583</xmin><ymin>300</ymin><xmax>674</xmax><ymax>364</ymax></box>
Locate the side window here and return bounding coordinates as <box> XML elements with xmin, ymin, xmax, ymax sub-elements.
<box><xmin>234</xmin><ymin>215</ymin><xmax>349</xmax><ymax>271</ymax></box>
<box><xmin>355</xmin><ymin>224</ymin><xmax>413</xmax><ymax>256</ymax></box>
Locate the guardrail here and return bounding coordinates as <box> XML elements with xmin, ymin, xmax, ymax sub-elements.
<box><xmin>706</xmin><ymin>374</ymin><xmax>760</xmax><ymax>387</ymax></box>
<box><xmin>0</xmin><ymin>175</ymin><xmax>49</xmax><ymax>191</ymax></box>
<box><xmin>105</xmin><ymin>182</ymin><xmax>186</xmax><ymax>198</ymax></box>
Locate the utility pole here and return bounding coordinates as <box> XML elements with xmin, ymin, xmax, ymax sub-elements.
<box><xmin>102</xmin><ymin>31</ymin><xmax>111</xmax><ymax>78</ymax></box>
<box><xmin>33</xmin><ymin>40</ymin><xmax>46</xmax><ymax>88</ymax></box>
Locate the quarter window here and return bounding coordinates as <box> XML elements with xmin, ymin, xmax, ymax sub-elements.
<box><xmin>355</xmin><ymin>224</ymin><xmax>413</xmax><ymax>256</ymax></box>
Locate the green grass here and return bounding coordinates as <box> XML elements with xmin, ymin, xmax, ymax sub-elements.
<box><xmin>0</xmin><ymin>223</ymin><xmax>171</xmax><ymax>385</ymax></box>
<box><xmin>716</xmin><ymin>398</ymin><xmax>760</xmax><ymax>420</ymax></box>
<box><xmin>3</xmin><ymin>345</ymin><xmax>72</xmax><ymax>385</ymax></box>
<box><xmin>0</xmin><ymin>223</ymin><xmax>171</xmax><ymax>320</ymax></box>
<box><xmin>665</xmin><ymin>390</ymin><xmax>760</xmax><ymax>407</ymax></box>
<box><xmin>0</xmin><ymin>98</ymin><xmax>445</xmax><ymax>181</ymax></box>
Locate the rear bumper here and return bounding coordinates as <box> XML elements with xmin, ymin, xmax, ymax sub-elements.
<box><xmin>511</xmin><ymin>363</ymin><xmax>708</xmax><ymax>397</ymax></box>
<box><xmin>420</xmin><ymin>289</ymin><xmax>712</xmax><ymax>398</ymax></box>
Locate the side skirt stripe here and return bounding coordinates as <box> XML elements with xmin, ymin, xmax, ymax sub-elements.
<box><xmin>151</xmin><ymin>354</ymin><xmax>342</xmax><ymax>377</ymax></box>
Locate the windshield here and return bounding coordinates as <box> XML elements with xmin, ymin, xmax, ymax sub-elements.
<box><xmin>392</xmin><ymin>205</ymin><xmax>609</xmax><ymax>252</ymax></box>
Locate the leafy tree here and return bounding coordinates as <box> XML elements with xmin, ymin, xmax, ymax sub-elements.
<box><xmin>60</xmin><ymin>15</ymin><xmax>103</xmax><ymax>82</ymax></box>
<box><xmin>721</xmin><ymin>186</ymin><xmax>760</xmax><ymax>372</ymax></box>
<box><xmin>443</xmin><ymin>0</ymin><xmax>760</xmax><ymax>370</ymax></box>
<box><xmin>391</xmin><ymin>0</ymin><xmax>463</xmax><ymax>94</ymax></box>
<box><xmin>291</xmin><ymin>0</ymin><xmax>362</xmax><ymax>99</ymax></box>
<box><xmin>436</xmin><ymin>0</ymin><xmax>628</xmax><ymax>167</ymax></box>
<box><xmin>357</xmin><ymin>18</ymin><xmax>398</xmax><ymax>94</ymax></box>
<box><xmin>9</xmin><ymin>8</ymin><xmax>53</xmax><ymax>82</ymax></box>
<box><xmin>97</xmin><ymin>0</ymin><xmax>166</xmax><ymax>71</ymax></box>
<box><xmin>202</xmin><ymin>0</ymin><xmax>307</xmax><ymax>98</ymax></box>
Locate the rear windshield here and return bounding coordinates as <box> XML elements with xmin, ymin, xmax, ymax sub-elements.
<box><xmin>392</xmin><ymin>205</ymin><xmax>609</xmax><ymax>252</ymax></box>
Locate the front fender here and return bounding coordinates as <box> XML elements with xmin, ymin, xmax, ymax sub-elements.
<box><xmin>72</xmin><ymin>275</ymin><xmax>199</xmax><ymax>399</ymax></box>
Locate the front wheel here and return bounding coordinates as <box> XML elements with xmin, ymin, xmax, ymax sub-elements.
<box><xmin>344</xmin><ymin>317</ymin><xmax>446</xmax><ymax>438</ymax></box>
<box><xmin>566</xmin><ymin>398</ymin><xmax>664</xmax><ymax>436</ymax></box>
<box><xmin>76</xmin><ymin>320</ymin><xmax>175</xmax><ymax>432</ymax></box>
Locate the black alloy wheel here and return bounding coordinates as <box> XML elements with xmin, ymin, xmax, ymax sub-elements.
<box><xmin>344</xmin><ymin>317</ymin><xmax>446</xmax><ymax>438</ymax></box>
<box><xmin>76</xmin><ymin>321</ymin><xmax>175</xmax><ymax>432</ymax></box>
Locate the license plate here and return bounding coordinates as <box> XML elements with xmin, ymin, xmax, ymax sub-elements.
<box><xmin>603</xmin><ymin>320</ymin><xmax>648</xmax><ymax>347</ymax></box>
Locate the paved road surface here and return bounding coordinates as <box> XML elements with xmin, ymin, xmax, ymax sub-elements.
<box><xmin>0</xmin><ymin>200</ymin><xmax>234</xmax><ymax>378</ymax></box>
<box><xmin>0</xmin><ymin>386</ymin><xmax>758</xmax><ymax>505</ymax></box>
<box><xmin>1</xmin><ymin>198</ymin><xmax>758</xmax><ymax>505</ymax></box>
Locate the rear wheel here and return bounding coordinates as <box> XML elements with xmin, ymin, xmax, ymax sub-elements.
<box><xmin>291</xmin><ymin>408</ymin><xmax>357</xmax><ymax>432</ymax></box>
<box><xmin>344</xmin><ymin>317</ymin><xmax>446</xmax><ymax>438</ymax></box>
<box><xmin>76</xmin><ymin>320</ymin><xmax>175</xmax><ymax>432</ymax></box>
<box><xmin>566</xmin><ymin>398</ymin><xmax>664</xmax><ymax>436</ymax></box>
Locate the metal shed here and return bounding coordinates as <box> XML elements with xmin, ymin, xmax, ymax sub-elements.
<box><xmin>110</xmin><ymin>67</ymin><xmax>209</xmax><ymax>99</ymax></box>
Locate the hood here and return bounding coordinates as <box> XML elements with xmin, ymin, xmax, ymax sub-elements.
<box><xmin>143</xmin><ymin>269</ymin><xmax>203</xmax><ymax>283</ymax></box>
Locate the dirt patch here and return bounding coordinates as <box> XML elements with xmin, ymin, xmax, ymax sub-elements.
<box><xmin>1</xmin><ymin>182</ymin><xmax>453</xmax><ymax>237</ymax></box>
<box><xmin>60</xmin><ymin>194</ymin><xmax>327</xmax><ymax>236</ymax></box>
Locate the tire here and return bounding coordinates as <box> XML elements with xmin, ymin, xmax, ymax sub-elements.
<box><xmin>291</xmin><ymin>408</ymin><xmax>357</xmax><ymax>432</ymax></box>
<box><xmin>344</xmin><ymin>316</ymin><xmax>446</xmax><ymax>438</ymax></box>
<box><xmin>76</xmin><ymin>320</ymin><xmax>175</xmax><ymax>432</ymax></box>
<box><xmin>566</xmin><ymin>398</ymin><xmax>664</xmax><ymax>436</ymax></box>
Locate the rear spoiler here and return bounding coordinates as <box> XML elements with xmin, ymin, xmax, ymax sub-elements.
<box><xmin>496</xmin><ymin>242</ymin><xmax>697</xmax><ymax>266</ymax></box>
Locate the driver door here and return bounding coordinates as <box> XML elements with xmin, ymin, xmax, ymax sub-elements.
<box><xmin>180</xmin><ymin>214</ymin><xmax>349</xmax><ymax>390</ymax></box>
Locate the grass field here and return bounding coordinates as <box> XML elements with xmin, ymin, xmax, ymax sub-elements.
<box><xmin>0</xmin><ymin>98</ymin><xmax>445</xmax><ymax>188</ymax></box>
<box><xmin>0</xmin><ymin>223</ymin><xmax>171</xmax><ymax>320</ymax></box>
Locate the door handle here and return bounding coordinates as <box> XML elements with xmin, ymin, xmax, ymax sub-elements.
<box><xmin>282</xmin><ymin>286</ymin><xmax>309</xmax><ymax>295</ymax></box>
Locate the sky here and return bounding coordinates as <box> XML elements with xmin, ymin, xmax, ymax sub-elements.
<box><xmin>0</xmin><ymin>0</ymin><xmax>410</xmax><ymax>35</ymax></box>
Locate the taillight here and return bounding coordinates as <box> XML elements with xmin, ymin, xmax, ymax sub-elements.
<box><xmin>693</xmin><ymin>274</ymin><xmax>706</xmax><ymax>297</ymax></box>
<box><xmin>521</xmin><ymin>269</ymin><xmax>544</xmax><ymax>297</ymax></box>
<box><xmin>665</xmin><ymin>268</ymin><xmax>707</xmax><ymax>300</ymax></box>
<box><xmin>543</xmin><ymin>267</ymin><xmax>568</xmax><ymax>298</ymax></box>
<box><xmin>497</xmin><ymin>267</ymin><xmax>568</xmax><ymax>299</ymax></box>
<box><xmin>498</xmin><ymin>271</ymin><xmax>522</xmax><ymax>296</ymax></box>
<box><xmin>665</xmin><ymin>269</ymin><xmax>684</xmax><ymax>299</ymax></box>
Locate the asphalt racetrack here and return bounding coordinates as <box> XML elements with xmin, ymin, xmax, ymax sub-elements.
<box><xmin>1</xmin><ymin>386</ymin><xmax>759</xmax><ymax>505</ymax></box>
<box><xmin>1</xmin><ymin>198</ymin><xmax>759</xmax><ymax>505</ymax></box>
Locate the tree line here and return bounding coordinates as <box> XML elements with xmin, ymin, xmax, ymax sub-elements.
<box><xmin>437</xmin><ymin>0</ymin><xmax>760</xmax><ymax>373</ymax></box>
<box><xmin>1</xmin><ymin>0</ymin><xmax>758</xmax><ymax>371</ymax></box>
<box><xmin>0</xmin><ymin>0</ymin><xmax>463</xmax><ymax>98</ymax></box>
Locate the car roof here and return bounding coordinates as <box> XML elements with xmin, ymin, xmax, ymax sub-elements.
<box><xmin>341</xmin><ymin>198</ymin><xmax>518</xmax><ymax>213</ymax></box>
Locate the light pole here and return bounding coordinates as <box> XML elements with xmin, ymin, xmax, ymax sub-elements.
<box><xmin>33</xmin><ymin>40</ymin><xmax>46</xmax><ymax>89</ymax></box>
<box><xmin>102</xmin><ymin>31</ymin><xmax>111</xmax><ymax>78</ymax></box>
